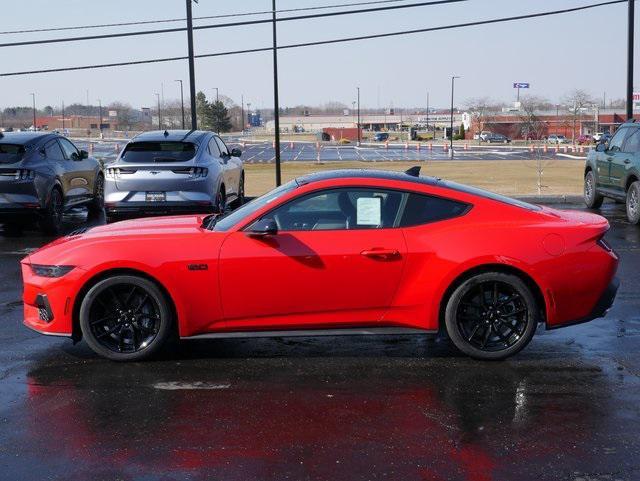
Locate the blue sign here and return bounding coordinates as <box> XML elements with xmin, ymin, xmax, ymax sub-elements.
<box><xmin>513</xmin><ymin>82</ymin><xmax>530</xmax><ymax>89</ymax></box>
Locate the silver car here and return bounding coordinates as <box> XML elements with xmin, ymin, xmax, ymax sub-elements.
<box><xmin>104</xmin><ymin>130</ymin><xmax>244</xmax><ymax>222</ymax></box>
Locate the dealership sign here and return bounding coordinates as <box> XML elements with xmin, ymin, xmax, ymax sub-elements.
<box><xmin>513</xmin><ymin>83</ymin><xmax>530</xmax><ymax>89</ymax></box>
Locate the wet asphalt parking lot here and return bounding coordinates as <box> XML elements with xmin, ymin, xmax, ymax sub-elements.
<box><xmin>0</xmin><ymin>201</ymin><xmax>638</xmax><ymax>481</ymax></box>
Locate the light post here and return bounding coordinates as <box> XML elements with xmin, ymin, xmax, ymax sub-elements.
<box><xmin>30</xmin><ymin>93</ymin><xmax>36</xmax><ymax>130</ymax></box>
<box><xmin>450</xmin><ymin>76</ymin><xmax>460</xmax><ymax>159</ymax></box>
<box><xmin>154</xmin><ymin>93</ymin><xmax>161</xmax><ymax>130</ymax></box>
<box><xmin>211</xmin><ymin>88</ymin><xmax>219</xmax><ymax>104</ymax></box>
<box><xmin>247</xmin><ymin>102</ymin><xmax>252</xmax><ymax>128</ymax></box>
<box><xmin>97</xmin><ymin>98</ymin><xmax>102</xmax><ymax>137</ymax></box>
<box><xmin>272</xmin><ymin>0</ymin><xmax>282</xmax><ymax>186</ymax></box>
<box><xmin>356</xmin><ymin>87</ymin><xmax>361</xmax><ymax>145</ymax></box>
<box><xmin>241</xmin><ymin>94</ymin><xmax>245</xmax><ymax>134</ymax></box>
<box><xmin>626</xmin><ymin>0</ymin><xmax>634</xmax><ymax>119</ymax></box>
<box><xmin>426</xmin><ymin>91</ymin><xmax>430</xmax><ymax>136</ymax></box>
<box><xmin>175</xmin><ymin>80</ymin><xmax>185</xmax><ymax>129</ymax></box>
<box><xmin>185</xmin><ymin>0</ymin><xmax>197</xmax><ymax>130</ymax></box>
<box><xmin>62</xmin><ymin>101</ymin><xmax>65</xmax><ymax>132</ymax></box>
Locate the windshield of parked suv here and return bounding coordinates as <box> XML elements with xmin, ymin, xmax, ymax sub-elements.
<box><xmin>0</xmin><ymin>143</ymin><xmax>26</xmax><ymax>163</ymax></box>
<box><xmin>120</xmin><ymin>141</ymin><xmax>196</xmax><ymax>163</ymax></box>
<box><xmin>212</xmin><ymin>180</ymin><xmax>298</xmax><ymax>231</ymax></box>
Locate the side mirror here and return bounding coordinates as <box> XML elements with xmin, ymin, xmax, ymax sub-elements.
<box><xmin>79</xmin><ymin>149</ymin><xmax>89</xmax><ymax>159</ymax></box>
<box><xmin>230</xmin><ymin>148</ymin><xmax>242</xmax><ymax>157</ymax></box>
<box><xmin>596</xmin><ymin>142</ymin><xmax>607</xmax><ymax>152</ymax></box>
<box><xmin>249</xmin><ymin>218</ymin><xmax>278</xmax><ymax>236</ymax></box>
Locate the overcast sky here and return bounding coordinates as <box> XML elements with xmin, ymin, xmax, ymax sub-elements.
<box><xmin>0</xmin><ymin>0</ymin><xmax>637</xmax><ymax>111</ymax></box>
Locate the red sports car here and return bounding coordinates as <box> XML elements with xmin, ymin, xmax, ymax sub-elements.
<box><xmin>21</xmin><ymin>168</ymin><xmax>619</xmax><ymax>361</ymax></box>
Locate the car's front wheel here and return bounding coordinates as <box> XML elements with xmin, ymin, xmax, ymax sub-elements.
<box><xmin>88</xmin><ymin>174</ymin><xmax>104</xmax><ymax>217</ymax></box>
<box><xmin>584</xmin><ymin>170</ymin><xmax>604</xmax><ymax>209</ymax></box>
<box><xmin>626</xmin><ymin>180</ymin><xmax>640</xmax><ymax>225</ymax></box>
<box><xmin>79</xmin><ymin>275</ymin><xmax>173</xmax><ymax>361</ymax></box>
<box><xmin>444</xmin><ymin>272</ymin><xmax>539</xmax><ymax>360</ymax></box>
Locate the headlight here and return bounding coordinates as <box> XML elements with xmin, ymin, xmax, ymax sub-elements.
<box><xmin>30</xmin><ymin>264</ymin><xmax>75</xmax><ymax>278</ymax></box>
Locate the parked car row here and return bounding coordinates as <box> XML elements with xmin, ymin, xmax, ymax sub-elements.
<box><xmin>0</xmin><ymin>130</ymin><xmax>245</xmax><ymax>233</ymax></box>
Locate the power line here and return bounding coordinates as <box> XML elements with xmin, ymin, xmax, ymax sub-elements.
<box><xmin>0</xmin><ymin>0</ymin><xmax>467</xmax><ymax>49</ymax></box>
<box><xmin>0</xmin><ymin>0</ymin><xmax>423</xmax><ymax>35</ymax></box>
<box><xmin>0</xmin><ymin>0</ymin><xmax>625</xmax><ymax>78</ymax></box>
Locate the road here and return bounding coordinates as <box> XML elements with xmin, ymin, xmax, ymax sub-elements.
<box><xmin>0</xmin><ymin>201</ymin><xmax>638</xmax><ymax>481</ymax></box>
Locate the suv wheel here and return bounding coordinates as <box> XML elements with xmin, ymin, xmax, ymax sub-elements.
<box><xmin>627</xmin><ymin>180</ymin><xmax>640</xmax><ymax>225</ymax></box>
<box><xmin>88</xmin><ymin>174</ymin><xmax>104</xmax><ymax>216</ymax></box>
<box><xmin>40</xmin><ymin>188</ymin><xmax>64</xmax><ymax>235</ymax></box>
<box><xmin>584</xmin><ymin>171</ymin><xmax>604</xmax><ymax>209</ymax></box>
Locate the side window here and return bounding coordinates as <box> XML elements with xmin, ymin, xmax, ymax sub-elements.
<box><xmin>208</xmin><ymin>137</ymin><xmax>221</xmax><ymax>157</ymax></box>
<box><xmin>258</xmin><ymin>188</ymin><xmax>403</xmax><ymax>231</ymax></box>
<box><xmin>622</xmin><ymin>128</ymin><xmax>640</xmax><ymax>153</ymax></box>
<box><xmin>608</xmin><ymin>128</ymin><xmax>630</xmax><ymax>153</ymax></box>
<box><xmin>215</xmin><ymin>137</ymin><xmax>229</xmax><ymax>156</ymax></box>
<box><xmin>399</xmin><ymin>193</ymin><xmax>470</xmax><ymax>227</ymax></box>
<box><xmin>58</xmin><ymin>138</ymin><xmax>79</xmax><ymax>160</ymax></box>
<box><xmin>44</xmin><ymin>140</ymin><xmax>66</xmax><ymax>161</ymax></box>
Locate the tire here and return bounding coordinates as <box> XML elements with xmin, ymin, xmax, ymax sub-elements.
<box><xmin>236</xmin><ymin>173</ymin><xmax>245</xmax><ymax>207</ymax></box>
<box><xmin>88</xmin><ymin>174</ymin><xmax>104</xmax><ymax>216</ymax></box>
<box><xmin>584</xmin><ymin>170</ymin><xmax>604</xmax><ymax>209</ymax></box>
<box><xmin>214</xmin><ymin>187</ymin><xmax>226</xmax><ymax>214</ymax></box>
<box><xmin>626</xmin><ymin>180</ymin><xmax>640</xmax><ymax>225</ymax></box>
<box><xmin>40</xmin><ymin>187</ymin><xmax>64</xmax><ymax>235</ymax></box>
<box><xmin>444</xmin><ymin>272</ymin><xmax>539</xmax><ymax>360</ymax></box>
<box><xmin>79</xmin><ymin>275</ymin><xmax>173</xmax><ymax>361</ymax></box>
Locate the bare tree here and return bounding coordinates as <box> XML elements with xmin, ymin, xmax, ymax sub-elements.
<box><xmin>464</xmin><ymin>97</ymin><xmax>494</xmax><ymax>144</ymax></box>
<box><xmin>562</xmin><ymin>89</ymin><xmax>596</xmax><ymax>144</ymax></box>
<box><xmin>518</xmin><ymin>96</ymin><xmax>555</xmax><ymax>196</ymax></box>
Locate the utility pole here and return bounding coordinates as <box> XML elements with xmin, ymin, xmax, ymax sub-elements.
<box><xmin>155</xmin><ymin>93</ymin><xmax>161</xmax><ymax>130</ymax></box>
<box><xmin>626</xmin><ymin>0</ymin><xmax>635</xmax><ymax>119</ymax></box>
<box><xmin>62</xmin><ymin>101</ymin><xmax>65</xmax><ymax>132</ymax></box>
<box><xmin>426</xmin><ymin>91</ymin><xmax>430</xmax><ymax>136</ymax></box>
<box><xmin>212</xmin><ymin>87</ymin><xmax>219</xmax><ymax>103</ymax></box>
<box><xmin>30</xmin><ymin>93</ymin><xmax>36</xmax><ymax>130</ymax></box>
<box><xmin>241</xmin><ymin>94</ymin><xmax>245</xmax><ymax>133</ymax></box>
<box><xmin>175</xmin><ymin>80</ymin><xmax>185</xmax><ymax>129</ymax></box>
<box><xmin>356</xmin><ymin>87</ymin><xmax>361</xmax><ymax>145</ymax></box>
<box><xmin>450</xmin><ymin>76</ymin><xmax>460</xmax><ymax>159</ymax></box>
<box><xmin>272</xmin><ymin>0</ymin><xmax>282</xmax><ymax>186</ymax></box>
<box><xmin>186</xmin><ymin>0</ymin><xmax>198</xmax><ymax>130</ymax></box>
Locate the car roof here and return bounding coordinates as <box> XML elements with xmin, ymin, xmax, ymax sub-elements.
<box><xmin>0</xmin><ymin>131</ymin><xmax>56</xmax><ymax>145</ymax></box>
<box><xmin>132</xmin><ymin>130</ymin><xmax>210</xmax><ymax>143</ymax></box>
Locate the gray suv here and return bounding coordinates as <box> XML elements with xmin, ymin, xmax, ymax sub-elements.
<box><xmin>584</xmin><ymin>119</ymin><xmax>640</xmax><ymax>224</ymax></box>
<box><xmin>0</xmin><ymin>131</ymin><xmax>103</xmax><ymax>234</ymax></box>
<box><xmin>104</xmin><ymin>130</ymin><xmax>244</xmax><ymax>222</ymax></box>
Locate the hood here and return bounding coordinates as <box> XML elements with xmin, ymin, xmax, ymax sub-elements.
<box><xmin>24</xmin><ymin>215</ymin><xmax>216</xmax><ymax>266</ymax></box>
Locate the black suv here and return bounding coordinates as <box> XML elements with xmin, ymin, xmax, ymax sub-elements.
<box><xmin>584</xmin><ymin>120</ymin><xmax>640</xmax><ymax>224</ymax></box>
<box><xmin>0</xmin><ymin>132</ymin><xmax>103</xmax><ymax>234</ymax></box>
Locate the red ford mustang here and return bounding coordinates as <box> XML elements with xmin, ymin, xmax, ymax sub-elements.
<box><xmin>22</xmin><ymin>168</ymin><xmax>619</xmax><ymax>361</ymax></box>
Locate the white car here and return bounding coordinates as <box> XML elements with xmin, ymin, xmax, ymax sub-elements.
<box><xmin>546</xmin><ymin>134</ymin><xmax>569</xmax><ymax>144</ymax></box>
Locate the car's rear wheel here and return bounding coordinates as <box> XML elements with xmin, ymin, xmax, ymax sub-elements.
<box><xmin>584</xmin><ymin>171</ymin><xmax>604</xmax><ymax>209</ymax></box>
<box><xmin>236</xmin><ymin>173</ymin><xmax>245</xmax><ymax>206</ymax></box>
<box><xmin>88</xmin><ymin>174</ymin><xmax>104</xmax><ymax>217</ymax></box>
<box><xmin>79</xmin><ymin>275</ymin><xmax>173</xmax><ymax>361</ymax></box>
<box><xmin>214</xmin><ymin>187</ymin><xmax>226</xmax><ymax>214</ymax></box>
<box><xmin>40</xmin><ymin>188</ymin><xmax>64</xmax><ymax>235</ymax></box>
<box><xmin>626</xmin><ymin>180</ymin><xmax>640</xmax><ymax>225</ymax></box>
<box><xmin>444</xmin><ymin>272</ymin><xmax>539</xmax><ymax>360</ymax></box>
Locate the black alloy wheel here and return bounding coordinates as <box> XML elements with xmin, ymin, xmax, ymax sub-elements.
<box><xmin>444</xmin><ymin>272</ymin><xmax>538</xmax><ymax>360</ymax></box>
<box><xmin>584</xmin><ymin>170</ymin><xmax>603</xmax><ymax>209</ymax></box>
<box><xmin>41</xmin><ymin>188</ymin><xmax>64</xmax><ymax>235</ymax></box>
<box><xmin>80</xmin><ymin>275</ymin><xmax>172</xmax><ymax>361</ymax></box>
<box><xmin>237</xmin><ymin>174</ymin><xmax>245</xmax><ymax>206</ymax></box>
<box><xmin>88</xmin><ymin>174</ymin><xmax>105</xmax><ymax>215</ymax></box>
<box><xmin>214</xmin><ymin>188</ymin><xmax>226</xmax><ymax>214</ymax></box>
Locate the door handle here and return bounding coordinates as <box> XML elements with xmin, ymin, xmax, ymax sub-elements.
<box><xmin>360</xmin><ymin>249</ymin><xmax>400</xmax><ymax>259</ymax></box>
<box><xmin>606</xmin><ymin>157</ymin><xmax>613</xmax><ymax>162</ymax></box>
<box><xmin>624</xmin><ymin>159</ymin><xmax>631</xmax><ymax>164</ymax></box>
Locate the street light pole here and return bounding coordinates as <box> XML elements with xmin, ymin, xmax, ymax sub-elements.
<box><xmin>241</xmin><ymin>94</ymin><xmax>245</xmax><ymax>133</ymax></box>
<box><xmin>97</xmin><ymin>98</ymin><xmax>102</xmax><ymax>137</ymax></box>
<box><xmin>186</xmin><ymin>0</ymin><xmax>198</xmax><ymax>130</ymax></box>
<box><xmin>272</xmin><ymin>0</ymin><xmax>282</xmax><ymax>186</ymax></box>
<box><xmin>626</xmin><ymin>0</ymin><xmax>635</xmax><ymax>119</ymax></box>
<box><xmin>426</xmin><ymin>91</ymin><xmax>430</xmax><ymax>135</ymax></box>
<box><xmin>212</xmin><ymin>87</ymin><xmax>219</xmax><ymax>103</ymax></box>
<box><xmin>62</xmin><ymin>101</ymin><xmax>65</xmax><ymax>132</ymax></box>
<box><xmin>175</xmin><ymin>80</ymin><xmax>185</xmax><ymax>129</ymax></box>
<box><xmin>450</xmin><ymin>76</ymin><xmax>460</xmax><ymax>159</ymax></box>
<box><xmin>30</xmin><ymin>93</ymin><xmax>36</xmax><ymax>130</ymax></box>
<box><xmin>155</xmin><ymin>93</ymin><xmax>161</xmax><ymax>130</ymax></box>
<box><xmin>356</xmin><ymin>87</ymin><xmax>361</xmax><ymax>145</ymax></box>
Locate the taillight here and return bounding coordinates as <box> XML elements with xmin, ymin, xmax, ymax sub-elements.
<box><xmin>190</xmin><ymin>167</ymin><xmax>208</xmax><ymax>178</ymax></box>
<box><xmin>15</xmin><ymin>169</ymin><xmax>35</xmax><ymax>180</ymax></box>
<box><xmin>597</xmin><ymin>236</ymin><xmax>613</xmax><ymax>252</ymax></box>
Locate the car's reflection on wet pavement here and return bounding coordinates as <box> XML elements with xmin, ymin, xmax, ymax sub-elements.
<box><xmin>0</xmin><ymin>201</ymin><xmax>638</xmax><ymax>481</ymax></box>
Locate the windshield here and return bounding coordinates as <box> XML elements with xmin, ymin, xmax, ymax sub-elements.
<box><xmin>212</xmin><ymin>180</ymin><xmax>298</xmax><ymax>231</ymax></box>
<box><xmin>0</xmin><ymin>143</ymin><xmax>27</xmax><ymax>164</ymax></box>
<box><xmin>120</xmin><ymin>141</ymin><xmax>197</xmax><ymax>163</ymax></box>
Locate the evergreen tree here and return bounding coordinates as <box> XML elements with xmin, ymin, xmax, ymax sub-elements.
<box><xmin>195</xmin><ymin>91</ymin><xmax>213</xmax><ymax>130</ymax></box>
<box><xmin>211</xmin><ymin>100</ymin><xmax>232</xmax><ymax>133</ymax></box>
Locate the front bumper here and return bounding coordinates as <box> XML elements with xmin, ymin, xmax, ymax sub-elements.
<box><xmin>547</xmin><ymin>277</ymin><xmax>619</xmax><ymax>330</ymax></box>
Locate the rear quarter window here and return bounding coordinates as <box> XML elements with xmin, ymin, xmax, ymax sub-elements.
<box><xmin>121</xmin><ymin>141</ymin><xmax>197</xmax><ymax>163</ymax></box>
<box><xmin>400</xmin><ymin>193</ymin><xmax>470</xmax><ymax>227</ymax></box>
